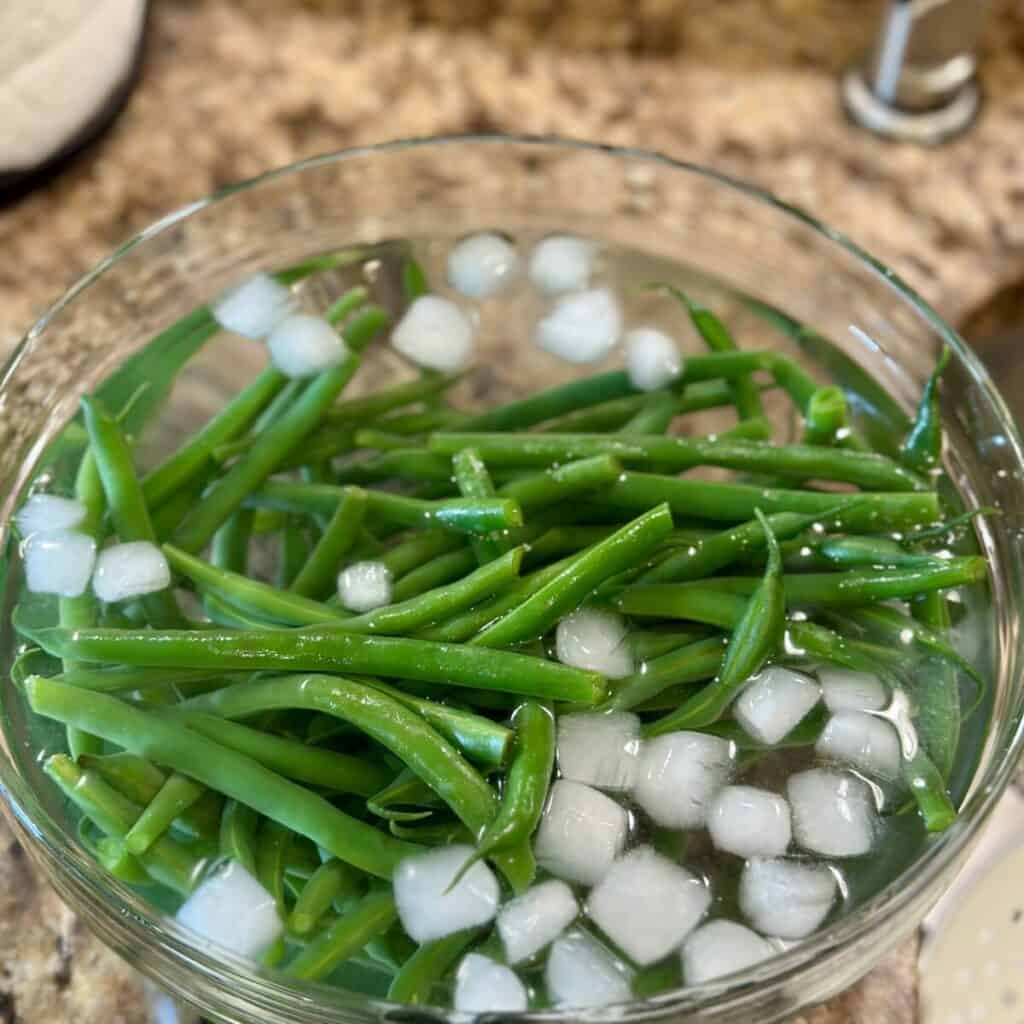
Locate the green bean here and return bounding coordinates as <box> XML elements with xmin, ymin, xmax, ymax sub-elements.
<box><xmin>802</xmin><ymin>386</ymin><xmax>849</xmax><ymax>446</ymax></box>
<box><xmin>210</xmin><ymin>384</ymin><xmax>309</xmax><ymax>466</ymax></box>
<box><xmin>45</xmin><ymin>754</ymin><xmax>204</xmax><ymax>893</ymax></box>
<box><xmin>365</xmin><ymin>926</ymin><xmax>418</xmax><ymax>972</ymax></box>
<box><xmin>786</xmin><ymin>619</ymin><xmax>911</xmax><ymax>676</ymax></box>
<box><xmin>812</xmin><ymin>535</ymin><xmax>947</xmax><ymax>570</ymax></box>
<box><xmin>124</xmin><ymin>773</ymin><xmax>206</xmax><ymax>855</ymax></box>
<box><xmin>354</xmin><ymin>429</ymin><xmax>419</xmax><ymax>452</ymax></box>
<box><xmin>458</xmin><ymin>371</ymin><xmax>638</xmax><ymax>432</ymax></box>
<box><xmin>321</xmin><ymin>372</ymin><xmax>466</xmax><ymax>428</ymax></box>
<box><xmin>172</xmin><ymin>306</ymin><xmax>390</xmax><ymax>553</ymax></box>
<box><xmin>380</xmin><ymin>531</ymin><xmax>465</xmax><ymax>578</ymax></box>
<box><xmin>709</xmin><ymin>705</ymin><xmax>828</xmax><ymax>751</ymax></box>
<box><xmin>472</xmin><ymin>504</ymin><xmax>674</xmax><ymax>649</ymax></box>
<box><xmin>619</xmin><ymin>390</ymin><xmax>679</xmax><ymax>434</ymax></box>
<box><xmin>390</xmin><ymin>818</ymin><xmax>473</xmax><ymax>846</ymax></box>
<box><xmin>249</xmin><ymin>481</ymin><xmax>523</xmax><ymax>537</ymax></box>
<box><xmin>142</xmin><ymin>367</ymin><xmax>288</xmax><ymax>510</ymax></box>
<box><xmin>360</xmin><ymin>680</ymin><xmax>511</xmax><ymax>768</ymax></box>
<box><xmin>60</xmin><ymin>449</ymin><xmax>106</xmax><ymax>758</ymax></box>
<box><xmin>276</xmin><ymin>516</ymin><xmax>311</xmax><ymax>589</ymax></box>
<box><xmin>94</xmin><ymin>837</ymin><xmax>153</xmax><ymax>885</ymax></box>
<box><xmin>450</xmin><ymin>702</ymin><xmax>555</xmax><ymax>886</ymax></box>
<box><xmin>902</xmin><ymin>748</ymin><xmax>957</xmax><ymax>832</ymax></box>
<box><xmin>26</xmin><ymin>677</ymin><xmax>420</xmax><ymax>878</ymax></box>
<box><xmin>628</xmin><ymin>627</ymin><xmax>710</xmax><ymax>661</ymax></box>
<box><xmin>392</xmin><ymin>548</ymin><xmax>477</xmax><ymax>603</ymax></box>
<box><xmin>429</xmin><ymin>432</ymin><xmax>925</xmax><ymax>492</ymax></box>
<box><xmin>338</xmin><ymin>547</ymin><xmax>524</xmax><ymax>635</ymax></box>
<box><xmin>95</xmin><ymin>308</ymin><xmax>219</xmax><ymax>440</ymax></box>
<box><xmin>747</xmin><ymin>301</ymin><xmax>910</xmax><ymax>457</ymax></box>
<box><xmin>387</xmin><ymin>929</ymin><xmax>481</xmax><ymax>1005</ymax></box>
<box><xmin>210</xmin><ymin>510</ymin><xmax>254</xmax><ymax>575</ymax></box>
<box><xmin>498</xmin><ymin>455</ymin><xmax>624</xmax><ymax>511</ymax></box>
<box><xmin>165</xmin><ymin>710</ymin><xmax>391</xmax><ymax>795</ymax></box>
<box><xmin>257</xmin><ymin>818</ymin><xmax>294</xmax><ymax>915</ymax></box>
<box><xmin>22</xmin><ymin>623</ymin><xmax>608</xmax><ymax>705</ymax></box>
<box><xmin>626</xmin><ymin>557</ymin><xmax>985</xmax><ymax>612</ymax></box>
<box><xmin>165</xmin><ymin>544</ymin><xmax>348</xmax><ymax>626</ymax></box>
<box><xmin>367</xmin><ymin>767</ymin><xmax>443</xmax><ymax>822</ymax></box>
<box><xmin>638</xmin><ymin>509</ymin><xmax>832</xmax><ymax>585</ymax></box>
<box><xmin>522</xmin><ymin>526</ymin><xmax>616</xmax><ymax>567</ymax></box>
<box><xmin>219</xmin><ymin>799</ymin><xmax>260</xmax><ymax>875</ymax></box>
<box><xmin>418</xmin><ymin>555</ymin><xmax>578</xmax><ymax>643</ymax></box>
<box><xmin>285</xmin><ymin>889</ymin><xmax>397</xmax><ymax>982</ymax></box>
<box><xmin>56</xmin><ymin>664</ymin><xmax>231</xmax><ymax>695</ymax></box>
<box><xmin>902</xmin><ymin>348</ymin><xmax>950</xmax><ymax>473</ymax></box>
<box><xmin>453</xmin><ymin>448</ymin><xmax>506</xmax><ymax>563</ymax></box>
<box><xmin>601</xmin><ymin>472</ymin><xmax>941</xmax><ymax>528</ymax></box>
<box><xmin>602</xmin><ymin>636</ymin><xmax>727</xmax><ymax>712</ymax></box>
<box><xmin>288</xmin><ymin>488</ymin><xmax>367</xmax><ymax>599</ymax></box>
<box><xmin>290</xmin><ymin>859</ymin><xmax>365</xmax><ymax>936</ymax></box>
<box><xmin>830</xmin><ymin>603</ymin><xmax>984</xmax><ymax>694</ymax></box>
<box><xmin>182</xmin><ymin>677</ymin><xmax>496</xmax><ymax>842</ymax></box>
<box><xmin>377</xmin><ymin>407</ymin><xmax>467</xmax><ymax>436</ymax></box>
<box><xmin>80</xmin><ymin>396</ymin><xmax>184</xmax><ymax>627</ymax></box>
<box><xmin>179</xmin><ymin>672</ymin><xmax>533</xmax><ymax>889</ymax></box>
<box><xmin>911</xmin><ymin>591</ymin><xmax>961</xmax><ymax>782</ymax></box>
<box><xmin>150</xmin><ymin>478</ymin><xmax>207</xmax><ymax>542</ymax></box>
<box><xmin>543</xmin><ymin>378</ymin><xmax>774</xmax><ymax>435</ymax></box>
<box><xmin>402</xmin><ymin>258</ymin><xmax>430</xmax><ymax>300</ymax></box>
<box><xmin>203</xmin><ymin>593</ymin><xmax>283</xmax><ymax>629</ymax></box>
<box><xmin>668</xmin><ymin>287</ymin><xmax>765</xmax><ymax>421</ymax></box>
<box><xmin>335</xmin><ymin>449</ymin><xmax>453</xmax><ymax>485</ymax></box>
<box><xmin>80</xmin><ymin>752</ymin><xmax>222</xmax><ymax>839</ymax></box>
<box><xmin>646</xmin><ymin>510</ymin><xmax>784</xmax><ymax>736</ymax></box>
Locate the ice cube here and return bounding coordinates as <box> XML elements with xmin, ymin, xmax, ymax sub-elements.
<box><xmin>534</xmin><ymin>780</ymin><xmax>629</xmax><ymax>885</ymax></box>
<box><xmin>447</xmin><ymin>233</ymin><xmax>519</xmax><ymax>299</ymax></box>
<box><xmin>535</xmin><ymin>288</ymin><xmax>622</xmax><ymax>365</ymax></box>
<box><xmin>555</xmin><ymin>607</ymin><xmax>634</xmax><ymax>679</ymax></box>
<box><xmin>633</xmin><ymin>731</ymin><xmax>734</xmax><ymax>829</ymax></box>
<box><xmin>211</xmin><ymin>273</ymin><xmax>296</xmax><ymax>339</ymax></box>
<box><xmin>497</xmin><ymin>879</ymin><xmax>579</xmax><ymax>965</ymax></box>
<box><xmin>557</xmin><ymin>710</ymin><xmax>641</xmax><ymax>792</ymax></box>
<box><xmin>528</xmin><ymin>235</ymin><xmax>596</xmax><ymax>295</ymax></box>
<box><xmin>707</xmin><ymin>785</ymin><xmax>792</xmax><ymax>859</ymax></box>
<box><xmin>587</xmin><ymin>846</ymin><xmax>710</xmax><ymax>965</ymax></box>
<box><xmin>815</xmin><ymin>710</ymin><xmax>901</xmax><ymax>780</ymax></box>
<box><xmin>625</xmin><ymin>327</ymin><xmax>683</xmax><ymax>392</ymax></box>
<box><xmin>16</xmin><ymin>494</ymin><xmax>86</xmax><ymax>537</ymax></box>
<box><xmin>23</xmin><ymin>529</ymin><xmax>96</xmax><ymax>597</ymax></box>
<box><xmin>337</xmin><ymin>560</ymin><xmax>392</xmax><ymax>612</ymax></box>
<box><xmin>681</xmin><ymin>919</ymin><xmax>776</xmax><ymax>984</ymax></box>
<box><xmin>267</xmin><ymin>314</ymin><xmax>347</xmax><ymax>378</ymax></box>
<box><xmin>393</xmin><ymin>845</ymin><xmax>500</xmax><ymax>943</ymax></box>
<box><xmin>92</xmin><ymin>541</ymin><xmax>170</xmax><ymax>602</ymax></box>
<box><xmin>819</xmin><ymin>668</ymin><xmax>887</xmax><ymax>713</ymax></box>
<box><xmin>738</xmin><ymin>857</ymin><xmax>838</xmax><ymax>939</ymax></box>
<box><xmin>545</xmin><ymin>929</ymin><xmax>632</xmax><ymax>1009</ymax></box>
<box><xmin>454</xmin><ymin>953</ymin><xmax>528</xmax><ymax>1013</ymax></box>
<box><xmin>787</xmin><ymin>769</ymin><xmax>878</xmax><ymax>858</ymax></box>
<box><xmin>176</xmin><ymin>860</ymin><xmax>282</xmax><ymax>959</ymax></box>
<box><xmin>734</xmin><ymin>666</ymin><xmax>820</xmax><ymax>745</ymax></box>
<box><xmin>391</xmin><ymin>295</ymin><xmax>474</xmax><ymax>372</ymax></box>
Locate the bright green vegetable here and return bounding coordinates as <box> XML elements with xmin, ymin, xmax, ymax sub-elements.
<box><xmin>26</xmin><ymin>676</ymin><xmax>420</xmax><ymax>878</ymax></box>
<box><xmin>646</xmin><ymin>510</ymin><xmax>784</xmax><ymax>736</ymax></box>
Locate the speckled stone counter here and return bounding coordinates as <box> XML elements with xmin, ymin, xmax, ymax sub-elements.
<box><xmin>1</xmin><ymin>1</ymin><xmax>1022</xmax><ymax>1020</ymax></box>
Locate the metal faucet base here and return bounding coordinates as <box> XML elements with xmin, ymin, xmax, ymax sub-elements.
<box><xmin>841</xmin><ymin>68</ymin><xmax>982</xmax><ymax>146</ymax></box>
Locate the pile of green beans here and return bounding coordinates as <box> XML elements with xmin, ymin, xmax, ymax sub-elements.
<box><xmin>10</xmin><ymin>260</ymin><xmax>988</xmax><ymax>1006</ymax></box>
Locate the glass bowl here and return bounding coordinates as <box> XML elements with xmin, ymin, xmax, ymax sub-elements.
<box><xmin>0</xmin><ymin>136</ymin><xmax>1022</xmax><ymax>1024</ymax></box>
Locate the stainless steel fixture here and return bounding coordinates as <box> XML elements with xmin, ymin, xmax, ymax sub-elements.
<box><xmin>842</xmin><ymin>0</ymin><xmax>989</xmax><ymax>144</ymax></box>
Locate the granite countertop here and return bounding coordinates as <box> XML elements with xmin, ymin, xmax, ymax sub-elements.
<box><xmin>1</xmin><ymin>1</ymin><xmax>1023</xmax><ymax>1020</ymax></box>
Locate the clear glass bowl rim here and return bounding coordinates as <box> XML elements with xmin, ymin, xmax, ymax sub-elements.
<box><xmin>2</xmin><ymin>133</ymin><xmax>1023</xmax><ymax>1022</ymax></box>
